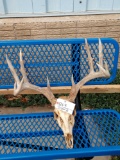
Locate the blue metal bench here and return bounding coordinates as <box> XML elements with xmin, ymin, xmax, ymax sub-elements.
<box><xmin>0</xmin><ymin>38</ymin><xmax>120</xmax><ymax>160</ymax></box>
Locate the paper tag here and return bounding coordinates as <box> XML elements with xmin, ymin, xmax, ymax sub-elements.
<box><xmin>55</xmin><ymin>98</ymin><xmax>75</xmax><ymax>114</ymax></box>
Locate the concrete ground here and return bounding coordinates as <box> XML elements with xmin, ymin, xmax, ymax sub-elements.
<box><xmin>0</xmin><ymin>106</ymin><xmax>111</xmax><ymax>160</ymax></box>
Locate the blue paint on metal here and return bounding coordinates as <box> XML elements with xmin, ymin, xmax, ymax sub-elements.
<box><xmin>0</xmin><ymin>38</ymin><xmax>119</xmax><ymax>159</ymax></box>
<box><xmin>0</xmin><ymin>109</ymin><xmax>119</xmax><ymax>159</ymax></box>
<box><xmin>0</xmin><ymin>38</ymin><xmax>119</xmax><ymax>89</ymax></box>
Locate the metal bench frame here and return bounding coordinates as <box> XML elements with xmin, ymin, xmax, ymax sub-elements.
<box><xmin>0</xmin><ymin>38</ymin><xmax>120</xmax><ymax>160</ymax></box>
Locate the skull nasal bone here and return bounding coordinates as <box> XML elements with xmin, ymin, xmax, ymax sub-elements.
<box><xmin>66</xmin><ymin>133</ymin><xmax>72</xmax><ymax>138</ymax></box>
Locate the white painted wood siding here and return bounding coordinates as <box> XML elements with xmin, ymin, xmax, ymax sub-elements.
<box><xmin>0</xmin><ymin>0</ymin><xmax>120</xmax><ymax>17</ymax></box>
<box><xmin>0</xmin><ymin>0</ymin><xmax>5</xmax><ymax>14</ymax></box>
<box><xmin>4</xmin><ymin>0</ymin><xmax>33</xmax><ymax>13</ymax></box>
<box><xmin>87</xmin><ymin>0</ymin><xmax>120</xmax><ymax>11</ymax></box>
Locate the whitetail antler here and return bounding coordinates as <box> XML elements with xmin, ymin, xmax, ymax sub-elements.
<box><xmin>68</xmin><ymin>39</ymin><xmax>110</xmax><ymax>102</ymax></box>
<box><xmin>6</xmin><ymin>38</ymin><xmax>110</xmax><ymax>149</ymax></box>
<box><xmin>6</xmin><ymin>50</ymin><xmax>56</xmax><ymax>106</ymax></box>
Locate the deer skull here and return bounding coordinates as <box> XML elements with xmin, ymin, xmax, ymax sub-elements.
<box><xmin>6</xmin><ymin>39</ymin><xmax>110</xmax><ymax>149</ymax></box>
<box><xmin>54</xmin><ymin>102</ymin><xmax>76</xmax><ymax>148</ymax></box>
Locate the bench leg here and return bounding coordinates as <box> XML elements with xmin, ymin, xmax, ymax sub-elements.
<box><xmin>74</xmin><ymin>91</ymin><xmax>94</xmax><ymax>160</ymax></box>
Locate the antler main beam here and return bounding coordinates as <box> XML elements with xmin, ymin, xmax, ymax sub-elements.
<box><xmin>6</xmin><ymin>38</ymin><xmax>111</xmax><ymax>149</ymax></box>
<box><xmin>68</xmin><ymin>39</ymin><xmax>110</xmax><ymax>102</ymax></box>
<box><xmin>6</xmin><ymin>50</ymin><xmax>56</xmax><ymax>106</ymax></box>
<box><xmin>6</xmin><ymin>39</ymin><xmax>110</xmax><ymax>105</ymax></box>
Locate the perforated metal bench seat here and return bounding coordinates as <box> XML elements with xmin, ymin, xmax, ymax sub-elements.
<box><xmin>0</xmin><ymin>109</ymin><xmax>120</xmax><ymax>160</ymax></box>
<box><xmin>0</xmin><ymin>38</ymin><xmax>119</xmax><ymax>88</ymax></box>
<box><xmin>0</xmin><ymin>38</ymin><xmax>120</xmax><ymax>159</ymax></box>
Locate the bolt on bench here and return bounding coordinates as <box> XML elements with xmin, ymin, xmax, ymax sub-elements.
<box><xmin>0</xmin><ymin>38</ymin><xmax>120</xmax><ymax>160</ymax></box>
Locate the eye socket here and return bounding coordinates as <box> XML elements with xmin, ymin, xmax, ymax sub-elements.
<box><xmin>69</xmin><ymin>115</ymin><xmax>73</xmax><ymax>125</ymax></box>
<box><xmin>54</xmin><ymin>111</ymin><xmax>59</xmax><ymax>120</ymax></box>
<box><xmin>55</xmin><ymin>112</ymin><xmax>58</xmax><ymax>118</ymax></box>
<box><xmin>60</xmin><ymin>117</ymin><xmax>63</xmax><ymax>123</ymax></box>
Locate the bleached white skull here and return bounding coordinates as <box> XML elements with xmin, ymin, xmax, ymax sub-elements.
<box><xmin>54</xmin><ymin>99</ymin><xmax>76</xmax><ymax>148</ymax></box>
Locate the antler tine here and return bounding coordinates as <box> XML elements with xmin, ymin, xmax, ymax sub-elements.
<box><xmin>6</xmin><ymin>55</ymin><xmax>20</xmax><ymax>84</ymax></box>
<box><xmin>6</xmin><ymin>54</ymin><xmax>22</xmax><ymax>95</ymax></box>
<box><xmin>6</xmin><ymin>51</ymin><xmax>56</xmax><ymax>106</ymax></box>
<box><xmin>71</xmin><ymin>74</ymin><xmax>75</xmax><ymax>86</ymax></box>
<box><xmin>85</xmin><ymin>38</ymin><xmax>94</xmax><ymax>72</ymax></box>
<box><xmin>19</xmin><ymin>50</ymin><xmax>28</xmax><ymax>83</ymax></box>
<box><xmin>68</xmin><ymin>38</ymin><xmax>110</xmax><ymax>102</ymax></box>
<box><xmin>96</xmin><ymin>39</ymin><xmax>110</xmax><ymax>77</ymax></box>
<box><xmin>98</xmin><ymin>38</ymin><xmax>103</xmax><ymax>67</ymax></box>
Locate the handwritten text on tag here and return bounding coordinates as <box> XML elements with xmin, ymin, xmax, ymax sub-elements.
<box><xmin>55</xmin><ymin>98</ymin><xmax>75</xmax><ymax>114</ymax></box>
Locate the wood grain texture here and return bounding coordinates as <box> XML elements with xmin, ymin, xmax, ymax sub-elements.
<box><xmin>0</xmin><ymin>85</ymin><xmax>120</xmax><ymax>95</ymax></box>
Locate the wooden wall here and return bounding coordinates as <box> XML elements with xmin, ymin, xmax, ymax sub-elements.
<box><xmin>0</xmin><ymin>0</ymin><xmax>120</xmax><ymax>16</ymax></box>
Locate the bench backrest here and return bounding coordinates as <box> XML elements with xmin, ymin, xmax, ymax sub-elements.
<box><xmin>0</xmin><ymin>38</ymin><xmax>119</xmax><ymax>89</ymax></box>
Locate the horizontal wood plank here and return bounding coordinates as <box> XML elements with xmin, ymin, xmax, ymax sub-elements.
<box><xmin>0</xmin><ymin>85</ymin><xmax>120</xmax><ymax>95</ymax></box>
